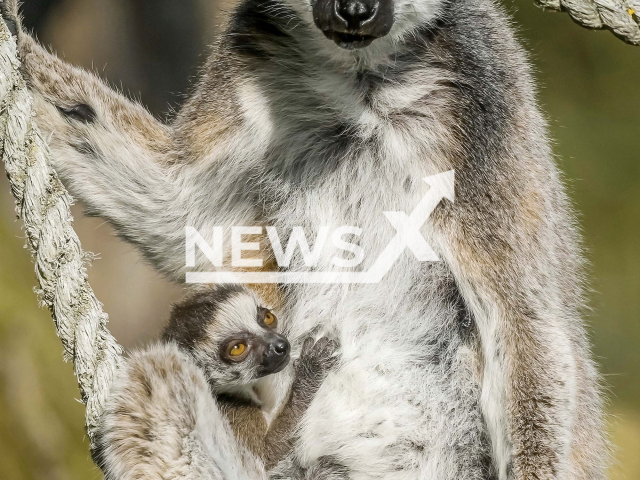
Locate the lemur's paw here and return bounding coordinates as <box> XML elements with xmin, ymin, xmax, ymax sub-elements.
<box><xmin>0</xmin><ymin>0</ymin><xmax>20</xmax><ymax>37</ymax></box>
<box><xmin>295</xmin><ymin>336</ymin><xmax>340</xmax><ymax>383</ymax></box>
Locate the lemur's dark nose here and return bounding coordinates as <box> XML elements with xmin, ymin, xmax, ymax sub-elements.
<box><xmin>258</xmin><ymin>334</ymin><xmax>291</xmax><ymax>376</ymax></box>
<box><xmin>273</xmin><ymin>338</ymin><xmax>290</xmax><ymax>356</ymax></box>
<box><xmin>312</xmin><ymin>0</ymin><xmax>394</xmax><ymax>50</ymax></box>
<box><xmin>337</xmin><ymin>0</ymin><xmax>377</xmax><ymax>30</ymax></box>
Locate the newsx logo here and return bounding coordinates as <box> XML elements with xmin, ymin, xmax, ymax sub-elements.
<box><xmin>186</xmin><ymin>171</ymin><xmax>455</xmax><ymax>284</ymax></box>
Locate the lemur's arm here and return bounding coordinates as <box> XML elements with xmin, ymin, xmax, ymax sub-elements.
<box><xmin>1</xmin><ymin>2</ymin><xmax>259</xmax><ymax>280</ymax></box>
<box><xmin>261</xmin><ymin>337</ymin><xmax>339</xmax><ymax>469</ymax></box>
<box><xmin>221</xmin><ymin>338</ymin><xmax>338</xmax><ymax>470</ymax></box>
<box><xmin>435</xmin><ymin>169</ymin><xmax>604</xmax><ymax>479</ymax></box>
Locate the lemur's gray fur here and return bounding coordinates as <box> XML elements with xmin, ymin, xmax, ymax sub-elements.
<box><xmin>1</xmin><ymin>0</ymin><xmax>608</xmax><ymax>478</ymax></box>
<box><xmin>94</xmin><ymin>285</ymin><xmax>342</xmax><ymax>479</ymax></box>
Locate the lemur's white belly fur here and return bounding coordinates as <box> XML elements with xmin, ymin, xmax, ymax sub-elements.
<box><xmin>280</xmin><ymin>271</ymin><xmax>485</xmax><ymax>479</ymax></box>
<box><xmin>260</xmin><ymin>151</ymin><xmax>488</xmax><ymax>478</ymax></box>
<box><xmin>294</xmin><ymin>298</ymin><xmax>483</xmax><ymax>479</ymax></box>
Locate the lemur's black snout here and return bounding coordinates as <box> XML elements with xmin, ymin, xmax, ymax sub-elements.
<box><xmin>258</xmin><ymin>333</ymin><xmax>291</xmax><ymax>376</ymax></box>
<box><xmin>338</xmin><ymin>0</ymin><xmax>376</xmax><ymax>30</ymax></box>
<box><xmin>313</xmin><ymin>0</ymin><xmax>394</xmax><ymax>50</ymax></box>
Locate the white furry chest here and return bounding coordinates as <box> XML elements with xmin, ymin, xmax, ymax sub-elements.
<box><xmin>265</xmin><ymin>173</ymin><xmax>483</xmax><ymax>478</ymax></box>
<box><xmin>236</xmin><ymin>78</ymin><xmax>481</xmax><ymax>477</ymax></box>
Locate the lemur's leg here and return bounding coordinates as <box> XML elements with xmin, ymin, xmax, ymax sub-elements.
<box><xmin>95</xmin><ymin>343</ymin><xmax>267</xmax><ymax>480</ymax></box>
<box><xmin>1</xmin><ymin>2</ymin><xmax>259</xmax><ymax>280</ymax></box>
<box><xmin>434</xmin><ymin>174</ymin><xmax>606</xmax><ymax>479</ymax></box>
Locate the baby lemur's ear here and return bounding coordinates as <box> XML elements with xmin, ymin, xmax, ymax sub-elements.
<box><xmin>0</xmin><ymin>0</ymin><xmax>21</xmax><ymax>38</ymax></box>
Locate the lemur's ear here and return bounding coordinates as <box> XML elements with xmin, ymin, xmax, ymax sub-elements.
<box><xmin>0</xmin><ymin>0</ymin><xmax>21</xmax><ymax>38</ymax></box>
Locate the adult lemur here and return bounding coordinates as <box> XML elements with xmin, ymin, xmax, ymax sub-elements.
<box><xmin>2</xmin><ymin>0</ymin><xmax>607</xmax><ymax>477</ymax></box>
<box><xmin>95</xmin><ymin>285</ymin><xmax>342</xmax><ymax>480</ymax></box>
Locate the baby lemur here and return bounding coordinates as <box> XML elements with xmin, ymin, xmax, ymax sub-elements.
<box><xmin>94</xmin><ymin>285</ymin><xmax>340</xmax><ymax>480</ymax></box>
<box><xmin>164</xmin><ymin>286</ymin><xmax>339</xmax><ymax>468</ymax></box>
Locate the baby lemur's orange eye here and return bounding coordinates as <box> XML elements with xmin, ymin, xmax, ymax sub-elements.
<box><xmin>264</xmin><ymin>311</ymin><xmax>277</xmax><ymax>327</ymax></box>
<box><xmin>229</xmin><ymin>343</ymin><xmax>246</xmax><ymax>356</ymax></box>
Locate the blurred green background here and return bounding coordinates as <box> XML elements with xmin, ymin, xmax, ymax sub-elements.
<box><xmin>0</xmin><ymin>0</ymin><xmax>638</xmax><ymax>478</ymax></box>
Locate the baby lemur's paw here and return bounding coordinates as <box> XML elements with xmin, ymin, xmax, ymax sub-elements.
<box><xmin>0</xmin><ymin>0</ymin><xmax>20</xmax><ymax>37</ymax></box>
<box><xmin>294</xmin><ymin>337</ymin><xmax>340</xmax><ymax>390</ymax></box>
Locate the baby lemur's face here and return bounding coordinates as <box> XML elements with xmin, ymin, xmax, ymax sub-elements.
<box><xmin>163</xmin><ymin>286</ymin><xmax>290</xmax><ymax>393</ymax></box>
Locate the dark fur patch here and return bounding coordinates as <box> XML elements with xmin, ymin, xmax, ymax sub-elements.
<box><xmin>226</xmin><ymin>0</ymin><xmax>294</xmax><ymax>60</ymax></box>
<box><xmin>90</xmin><ymin>422</ymin><xmax>108</xmax><ymax>476</ymax></box>
<box><xmin>0</xmin><ymin>3</ymin><xmax>19</xmax><ymax>37</ymax></box>
<box><xmin>265</xmin><ymin>121</ymin><xmax>358</xmax><ymax>187</ymax></box>
<box><xmin>71</xmin><ymin>141</ymin><xmax>100</xmax><ymax>158</ymax></box>
<box><xmin>468</xmin><ymin>416</ymin><xmax>500</xmax><ymax>480</ymax></box>
<box><xmin>162</xmin><ymin>285</ymin><xmax>246</xmax><ymax>352</ymax></box>
<box><xmin>442</xmin><ymin>276</ymin><xmax>475</xmax><ymax>337</ymax></box>
<box><xmin>57</xmin><ymin>104</ymin><xmax>97</xmax><ymax>123</ymax></box>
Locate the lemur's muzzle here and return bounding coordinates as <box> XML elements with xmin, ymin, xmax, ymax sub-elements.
<box><xmin>313</xmin><ymin>0</ymin><xmax>394</xmax><ymax>49</ymax></box>
<box><xmin>258</xmin><ymin>333</ymin><xmax>290</xmax><ymax>376</ymax></box>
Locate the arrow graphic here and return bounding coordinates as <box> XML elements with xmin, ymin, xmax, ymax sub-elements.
<box><xmin>187</xmin><ymin>170</ymin><xmax>455</xmax><ymax>284</ymax></box>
